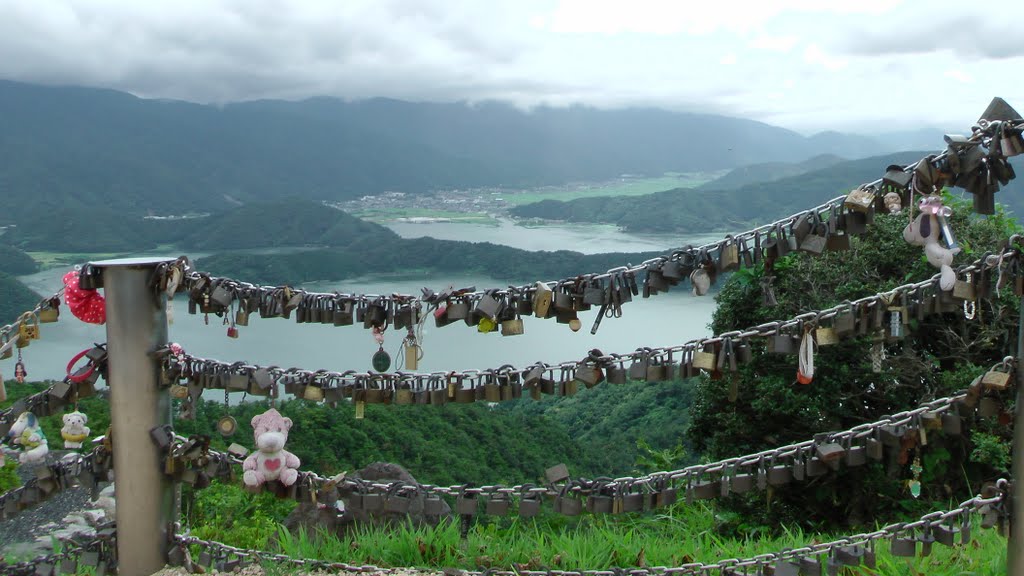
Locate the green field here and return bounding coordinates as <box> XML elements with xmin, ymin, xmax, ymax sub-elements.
<box><xmin>503</xmin><ymin>172</ymin><xmax>723</xmax><ymax>206</ymax></box>
<box><xmin>353</xmin><ymin>208</ymin><xmax>498</xmax><ymax>225</ymax></box>
<box><xmin>26</xmin><ymin>245</ymin><xmax>182</xmax><ymax>269</ymax></box>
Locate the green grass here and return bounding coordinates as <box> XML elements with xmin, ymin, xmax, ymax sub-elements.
<box><xmin>25</xmin><ymin>244</ymin><xmax>180</xmax><ymax>269</ymax></box>
<box><xmin>503</xmin><ymin>173</ymin><xmax>723</xmax><ymax>206</ymax></box>
<box><xmin>353</xmin><ymin>208</ymin><xmax>498</xmax><ymax>225</ymax></box>
<box><xmin>184</xmin><ymin>495</ymin><xmax>1007</xmax><ymax>574</ymax></box>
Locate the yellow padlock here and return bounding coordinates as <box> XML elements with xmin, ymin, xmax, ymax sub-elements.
<box><xmin>18</xmin><ymin>312</ymin><xmax>40</xmax><ymax>346</ymax></box>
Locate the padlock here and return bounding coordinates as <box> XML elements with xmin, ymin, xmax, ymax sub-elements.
<box><xmin>692</xmin><ymin>348</ymin><xmax>717</xmax><ymax>371</ymax></box>
<box><xmin>500</xmin><ymin>316</ymin><xmax>525</xmax><ymax>336</ymax></box>
<box><xmin>518</xmin><ymin>497</ymin><xmax>540</xmax><ymax>517</ymax></box>
<box><xmin>890</xmin><ymin>536</ymin><xmax>916</xmax><ymax>557</ymax></box>
<box><xmin>981</xmin><ymin>365</ymin><xmax>1012</xmax><ymax>391</ymax></box>
<box><xmin>532</xmin><ymin>282</ymin><xmax>553</xmax><ymax>318</ymax></box>
<box><xmin>815</xmin><ymin>325</ymin><xmax>839</xmax><ymax>346</ymax></box>
<box><xmin>730</xmin><ymin>473</ymin><xmax>754</xmax><ymax>494</ymax></box>
<box><xmin>844</xmin><ymin>186</ymin><xmax>876</xmax><ymax>212</ymax></box>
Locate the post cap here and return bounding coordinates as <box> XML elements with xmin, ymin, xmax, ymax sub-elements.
<box><xmin>89</xmin><ymin>257</ymin><xmax>178</xmax><ymax>268</ymax></box>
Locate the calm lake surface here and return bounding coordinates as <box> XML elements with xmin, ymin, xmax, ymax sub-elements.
<box><xmin>14</xmin><ymin>222</ymin><xmax>722</xmax><ymax>382</ymax></box>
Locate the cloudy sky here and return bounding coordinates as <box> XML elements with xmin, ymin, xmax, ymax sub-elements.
<box><xmin>1</xmin><ymin>0</ymin><xmax>1021</xmax><ymax>133</ymax></box>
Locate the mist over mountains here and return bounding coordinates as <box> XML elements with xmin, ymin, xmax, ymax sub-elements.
<box><xmin>0</xmin><ymin>80</ymin><xmax>902</xmax><ymax>223</ymax></box>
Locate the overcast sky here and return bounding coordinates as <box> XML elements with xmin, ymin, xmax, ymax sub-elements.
<box><xmin>1</xmin><ymin>0</ymin><xmax>1021</xmax><ymax>133</ymax></box>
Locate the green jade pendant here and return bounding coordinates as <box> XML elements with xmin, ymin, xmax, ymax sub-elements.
<box><xmin>372</xmin><ymin>347</ymin><xmax>392</xmax><ymax>373</ymax></box>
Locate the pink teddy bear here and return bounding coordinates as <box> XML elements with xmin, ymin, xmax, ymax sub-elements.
<box><xmin>242</xmin><ymin>408</ymin><xmax>300</xmax><ymax>487</ymax></box>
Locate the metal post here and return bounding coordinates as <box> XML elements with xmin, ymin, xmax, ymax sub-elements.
<box><xmin>95</xmin><ymin>257</ymin><xmax>175</xmax><ymax>576</ymax></box>
<box><xmin>1012</xmin><ymin>295</ymin><xmax>1024</xmax><ymax>575</ymax></box>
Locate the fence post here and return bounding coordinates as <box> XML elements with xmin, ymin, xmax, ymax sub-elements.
<box><xmin>1012</xmin><ymin>295</ymin><xmax>1024</xmax><ymax>575</ymax></box>
<box><xmin>94</xmin><ymin>257</ymin><xmax>176</xmax><ymax>576</ymax></box>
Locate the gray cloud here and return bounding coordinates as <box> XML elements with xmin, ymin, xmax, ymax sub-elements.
<box><xmin>835</xmin><ymin>14</ymin><xmax>1024</xmax><ymax>60</ymax></box>
<box><xmin>0</xmin><ymin>0</ymin><xmax>1021</xmax><ymax>132</ymax></box>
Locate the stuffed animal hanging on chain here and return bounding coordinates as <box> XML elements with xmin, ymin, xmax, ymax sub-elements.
<box><xmin>903</xmin><ymin>196</ymin><xmax>960</xmax><ymax>291</ymax></box>
<box><xmin>7</xmin><ymin>412</ymin><xmax>49</xmax><ymax>465</ymax></box>
<box><xmin>242</xmin><ymin>408</ymin><xmax>300</xmax><ymax>487</ymax></box>
<box><xmin>61</xmin><ymin>411</ymin><xmax>91</xmax><ymax>449</ymax></box>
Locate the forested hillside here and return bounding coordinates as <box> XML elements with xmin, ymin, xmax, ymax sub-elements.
<box><xmin>511</xmin><ymin>152</ymin><xmax>1024</xmax><ymax>233</ymax></box>
<box><xmin>0</xmin><ymin>80</ymin><xmax>887</xmax><ymax>223</ymax></box>
<box><xmin>0</xmin><ymin>273</ymin><xmax>38</xmax><ymax>322</ymax></box>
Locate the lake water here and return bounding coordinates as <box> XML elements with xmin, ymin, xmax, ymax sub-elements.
<box><xmin>11</xmin><ymin>222</ymin><xmax>721</xmax><ymax>382</ymax></box>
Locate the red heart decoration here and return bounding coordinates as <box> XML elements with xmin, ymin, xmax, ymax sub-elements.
<box><xmin>264</xmin><ymin>458</ymin><xmax>281</xmax><ymax>471</ymax></box>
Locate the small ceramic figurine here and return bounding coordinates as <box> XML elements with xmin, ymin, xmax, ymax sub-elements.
<box><xmin>883</xmin><ymin>191</ymin><xmax>903</xmax><ymax>214</ymax></box>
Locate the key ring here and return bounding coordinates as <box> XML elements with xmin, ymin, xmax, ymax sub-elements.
<box><xmin>66</xmin><ymin>348</ymin><xmax>96</xmax><ymax>383</ymax></box>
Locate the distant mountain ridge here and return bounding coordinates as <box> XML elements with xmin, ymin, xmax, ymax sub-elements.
<box><xmin>697</xmin><ymin>154</ymin><xmax>846</xmax><ymax>191</ymax></box>
<box><xmin>0</xmin><ymin>80</ymin><xmax>887</xmax><ymax>223</ymax></box>
<box><xmin>511</xmin><ymin>152</ymin><xmax>1024</xmax><ymax>233</ymax></box>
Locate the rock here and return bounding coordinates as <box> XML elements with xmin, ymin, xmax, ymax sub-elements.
<box><xmin>50</xmin><ymin>523</ymin><xmax>94</xmax><ymax>541</ymax></box>
<box><xmin>282</xmin><ymin>462</ymin><xmax>451</xmax><ymax>539</ymax></box>
<box><xmin>62</xmin><ymin>514</ymin><xmax>86</xmax><ymax>526</ymax></box>
<box><xmin>94</xmin><ymin>487</ymin><xmax>116</xmax><ymax>516</ymax></box>
<box><xmin>81</xmin><ymin>509</ymin><xmax>106</xmax><ymax>525</ymax></box>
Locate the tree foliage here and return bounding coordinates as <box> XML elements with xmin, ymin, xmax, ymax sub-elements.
<box><xmin>511</xmin><ymin>154</ymin><xmax>1024</xmax><ymax>233</ymax></box>
<box><xmin>688</xmin><ymin>197</ymin><xmax>1021</xmax><ymax>530</ymax></box>
<box><xmin>0</xmin><ymin>273</ymin><xmax>40</xmax><ymax>323</ymax></box>
<box><xmin>0</xmin><ymin>244</ymin><xmax>38</xmax><ymax>275</ymax></box>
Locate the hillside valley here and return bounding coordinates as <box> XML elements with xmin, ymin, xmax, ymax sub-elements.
<box><xmin>0</xmin><ymin>80</ymin><xmax>894</xmax><ymax>224</ymax></box>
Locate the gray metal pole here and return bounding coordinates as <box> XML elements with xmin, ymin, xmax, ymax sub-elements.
<box><xmin>95</xmin><ymin>257</ymin><xmax>175</xmax><ymax>576</ymax></box>
<box><xmin>1012</xmin><ymin>295</ymin><xmax>1024</xmax><ymax>575</ymax></box>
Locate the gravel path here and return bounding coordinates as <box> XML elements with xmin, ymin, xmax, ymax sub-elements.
<box><xmin>0</xmin><ymin>451</ymin><xmax>103</xmax><ymax>556</ymax></box>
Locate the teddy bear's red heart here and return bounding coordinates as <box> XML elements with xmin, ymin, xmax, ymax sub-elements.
<box><xmin>265</xmin><ymin>458</ymin><xmax>281</xmax><ymax>471</ymax></box>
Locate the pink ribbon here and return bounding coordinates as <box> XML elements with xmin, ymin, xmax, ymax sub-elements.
<box><xmin>62</xmin><ymin>270</ymin><xmax>106</xmax><ymax>324</ymax></box>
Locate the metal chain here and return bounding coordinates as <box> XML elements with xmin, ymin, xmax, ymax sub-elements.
<box><xmin>0</xmin><ymin>448</ymin><xmax>107</xmax><ymax>523</ymax></box>
<box><xmin>170</xmin><ymin>486</ymin><xmax>1007</xmax><ymax>576</ymax></box>
<box><xmin>161</xmin><ymin>241</ymin><xmax>1020</xmax><ymax>407</ymax></box>
<box><xmin>0</xmin><ymin>519</ymin><xmax>117</xmax><ymax>576</ymax></box>
<box><xmin>0</xmin><ymin>345</ymin><xmax>109</xmax><ymax>425</ymax></box>
<box><xmin>0</xmin><ymin>288</ymin><xmax>66</xmax><ymax>358</ymax></box>
<box><xmin>170</xmin><ymin>118</ymin><xmax>1020</xmax><ymax>329</ymax></box>
<box><xmin>182</xmin><ymin>385</ymin><xmax>977</xmax><ymax>502</ymax></box>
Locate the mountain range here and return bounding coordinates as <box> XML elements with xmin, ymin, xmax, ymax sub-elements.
<box><xmin>510</xmin><ymin>152</ymin><xmax>1024</xmax><ymax>233</ymax></box>
<box><xmin>0</xmin><ymin>80</ymin><xmax>894</xmax><ymax>223</ymax></box>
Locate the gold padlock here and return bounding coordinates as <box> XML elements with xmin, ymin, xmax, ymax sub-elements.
<box><xmin>405</xmin><ymin>343</ymin><xmax>420</xmax><ymax>370</ymax></box>
<box><xmin>719</xmin><ymin>239</ymin><xmax>740</xmax><ymax>272</ymax></box>
<box><xmin>981</xmin><ymin>367</ymin><xmax>1012</xmax><ymax>391</ymax></box>
<box><xmin>39</xmin><ymin>307</ymin><xmax>59</xmax><ymax>324</ymax></box>
<box><xmin>500</xmin><ymin>318</ymin><xmax>524</xmax><ymax>336</ymax></box>
<box><xmin>532</xmin><ymin>282</ymin><xmax>553</xmax><ymax>318</ymax></box>
<box><xmin>815</xmin><ymin>326</ymin><xmax>840</xmax><ymax>346</ymax></box>
<box><xmin>692</xmin><ymin>350</ymin><xmax>717</xmax><ymax>371</ymax></box>
<box><xmin>952</xmin><ymin>278</ymin><xmax>976</xmax><ymax>301</ymax></box>
<box><xmin>395</xmin><ymin>388</ymin><xmax>414</xmax><ymax>405</ymax></box>
<box><xmin>303</xmin><ymin>385</ymin><xmax>325</xmax><ymax>402</ymax></box>
<box><xmin>18</xmin><ymin>312</ymin><xmax>40</xmax><ymax>344</ymax></box>
<box><xmin>844</xmin><ymin>186</ymin><xmax>876</xmax><ymax>213</ymax></box>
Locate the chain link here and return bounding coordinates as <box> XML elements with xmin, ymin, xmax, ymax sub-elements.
<box><xmin>163</xmin><ymin>238</ymin><xmax>1020</xmax><ymax>412</ymax></box>
<box><xmin>178</xmin><ymin>382</ymin><xmax>975</xmax><ymax>503</ymax></box>
<box><xmin>0</xmin><ymin>448</ymin><xmax>108</xmax><ymax>522</ymax></box>
<box><xmin>169</xmin><ymin>487</ymin><xmax>1007</xmax><ymax>576</ymax></box>
<box><xmin>170</xmin><ymin>119</ymin><xmax>1023</xmax><ymax>334</ymax></box>
<box><xmin>0</xmin><ymin>288</ymin><xmax>66</xmax><ymax>358</ymax></box>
